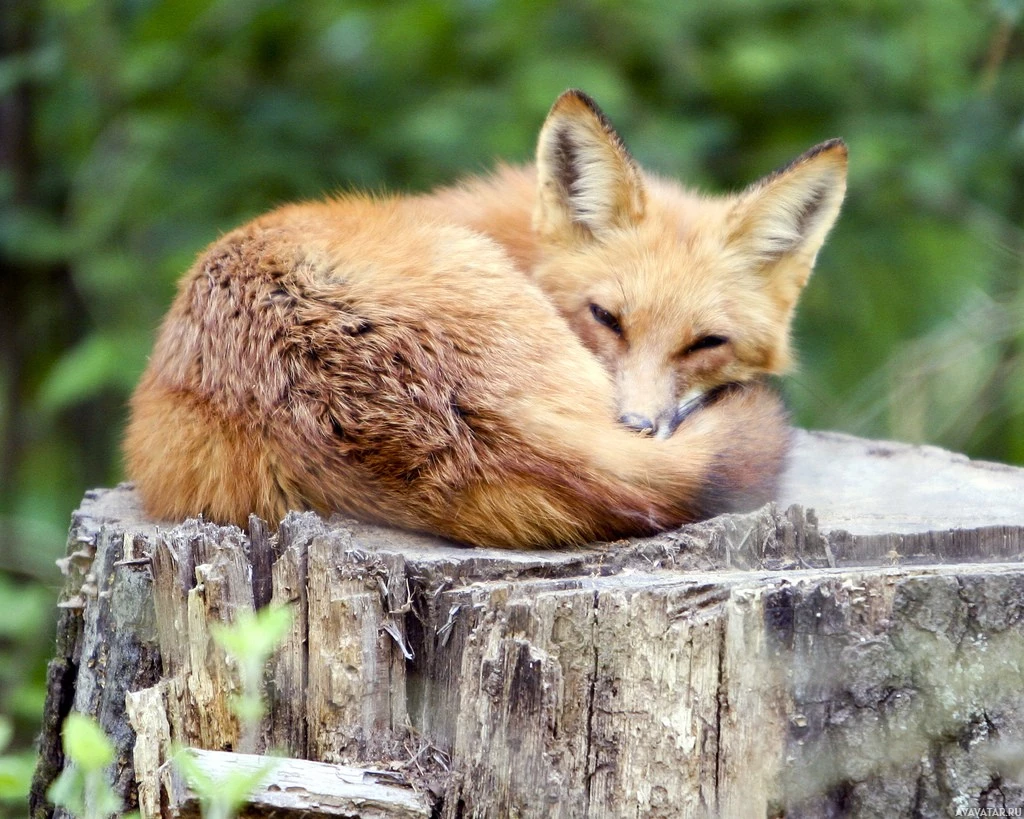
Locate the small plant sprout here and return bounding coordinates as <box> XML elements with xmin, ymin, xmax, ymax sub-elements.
<box><xmin>172</xmin><ymin>746</ymin><xmax>275</xmax><ymax>819</ymax></box>
<box><xmin>47</xmin><ymin>713</ymin><xmax>139</xmax><ymax>819</ymax></box>
<box><xmin>210</xmin><ymin>603</ymin><xmax>293</xmax><ymax>748</ymax></box>
<box><xmin>0</xmin><ymin>715</ymin><xmax>36</xmax><ymax>803</ymax></box>
<box><xmin>171</xmin><ymin>603</ymin><xmax>292</xmax><ymax>818</ymax></box>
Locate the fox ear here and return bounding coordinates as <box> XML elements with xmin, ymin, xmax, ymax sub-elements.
<box><xmin>534</xmin><ymin>89</ymin><xmax>646</xmax><ymax>241</ymax></box>
<box><xmin>730</xmin><ymin>139</ymin><xmax>848</xmax><ymax>299</ymax></box>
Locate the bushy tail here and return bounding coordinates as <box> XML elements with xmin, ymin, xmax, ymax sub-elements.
<box><xmin>436</xmin><ymin>382</ymin><xmax>789</xmax><ymax>548</ymax></box>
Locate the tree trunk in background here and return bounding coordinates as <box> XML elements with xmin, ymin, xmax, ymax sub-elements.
<box><xmin>29</xmin><ymin>431</ymin><xmax>1024</xmax><ymax>817</ymax></box>
<box><xmin>0</xmin><ymin>0</ymin><xmax>119</xmax><ymax>582</ymax></box>
<box><xmin>0</xmin><ymin>0</ymin><xmax>37</xmax><ymax>571</ymax></box>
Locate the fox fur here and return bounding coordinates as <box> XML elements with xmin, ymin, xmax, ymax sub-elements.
<box><xmin>124</xmin><ymin>90</ymin><xmax>847</xmax><ymax>549</ymax></box>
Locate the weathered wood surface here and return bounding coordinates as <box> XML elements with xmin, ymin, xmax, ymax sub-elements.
<box><xmin>165</xmin><ymin>749</ymin><xmax>433</xmax><ymax>818</ymax></box>
<box><xmin>30</xmin><ymin>430</ymin><xmax>1024</xmax><ymax>818</ymax></box>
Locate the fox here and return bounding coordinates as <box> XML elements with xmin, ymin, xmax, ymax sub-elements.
<box><xmin>124</xmin><ymin>89</ymin><xmax>847</xmax><ymax>549</ymax></box>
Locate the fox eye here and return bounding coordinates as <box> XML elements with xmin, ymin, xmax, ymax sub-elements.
<box><xmin>589</xmin><ymin>303</ymin><xmax>623</xmax><ymax>336</ymax></box>
<box><xmin>685</xmin><ymin>335</ymin><xmax>728</xmax><ymax>354</ymax></box>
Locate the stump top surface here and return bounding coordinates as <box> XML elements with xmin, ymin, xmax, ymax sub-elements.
<box><xmin>79</xmin><ymin>430</ymin><xmax>1024</xmax><ymax>567</ymax></box>
<box><xmin>780</xmin><ymin>430</ymin><xmax>1024</xmax><ymax>536</ymax></box>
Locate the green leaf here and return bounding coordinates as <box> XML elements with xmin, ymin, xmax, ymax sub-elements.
<box><xmin>0</xmin><ymin>717</ymin><xmax>12</xmax><ymax>753</ymax></box>
<box><xmin>229</xmin><ymin>694</ymin><xmax>265</xmax><ymax>725</ymax></box>
<box><xmin>87</xmin><ymin>770</ymin><xmax>124</xmax><ymax>817</ymax></box>
<box><xmin>172</xmin><ymin>745</ymin><xmax>213</xmax><ymax>794</ymax></box>
<box><xmin>211</xmin><ymin>605</ymin><xmax>293</xmax><ymax>669</ymax></box>
<box><xmin>46</xmin><ymin>766</ymin><xmax>86</xmax><ymax>815</ymax></box>
<box><xmin>37</xmin><ymin>335</ymin><xmax>128</xmax><ymax>411</ymax></box>
<box><xmin>0</xmin><ymin>750</ymin><xmax>36</xmax><ymax>800</ymax></box>
<box><xmin>216</xmin><ymin>760</ymin><xmax>278</xmax><ymax>814</ymax></box>
<box><xmin>174</xmin><ymin>747</ymin><xmax>278</xmax><ymax>819</ymax></box>
<box><xmin>62</xmin><ymin>713</ymin><xmax>115</xmax><ymax>771</ymax></box>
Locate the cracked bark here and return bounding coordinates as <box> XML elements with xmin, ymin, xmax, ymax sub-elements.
<box><xmin>29</xmin><ymin>431</ymin><xmax>1024</xmax><ymax>818</ymax></box>
<box><xmin>583</xmin><ymin>588</ymin><xmax>599</xmax><ymax>811</ymax></box>
<box><xmin>714</xmin><ymin>616</ymin><xmax>727</xmax><ymax>818</ymax></box>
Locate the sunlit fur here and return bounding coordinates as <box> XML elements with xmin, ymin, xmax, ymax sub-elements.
<box><xmin>125</xmin><ymin>90</ymin><xmax>845</xmax><ymax>549</ymax></box>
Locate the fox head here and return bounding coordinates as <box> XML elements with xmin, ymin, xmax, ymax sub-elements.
<box><xmin>532</xmin><ymin>89</ymin><xmax>847</xmax><ymax>438</ymax></box>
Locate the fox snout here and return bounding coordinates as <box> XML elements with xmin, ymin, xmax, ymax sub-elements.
<box><xmin>616</xmin><ymin>363</ymin><xmax>679</xmax><ymax>438</ymax></box>
<box><xmin>618</xmin><ymin>412</ymin><xmax>659</xmax><ymax>436</ymax></box>
<box><xmin>618</xmin><ymin>387</ymin><xmax>707</xmax><ymax>439</ymax></box>
<box><xmin>620</xmin><ymin>383</ymin><xmax>738</xmax><ymax>438</ymax></box>
<box><xmin>615</xmin><ymin>356</ymin><xmax>711</xmax><ymax>439</ymax></box>
<box><xmin>618</xmin><ymin>410</ymin><xmax>681</xmax><ymax>439</ymax></box>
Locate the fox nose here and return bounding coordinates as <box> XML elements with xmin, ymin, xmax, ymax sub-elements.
<box><xmin>619</xmin><ymin>413</ymin><xmax>656</xmax><ymax>436</ymax></box>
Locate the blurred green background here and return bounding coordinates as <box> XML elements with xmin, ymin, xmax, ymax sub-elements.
<box><xmin>2</xmin><ymin>0</ymin><xmax>1023</xmax><ymax>803</ymax></box>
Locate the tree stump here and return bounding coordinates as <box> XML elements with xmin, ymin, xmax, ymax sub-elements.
<box><xmin>30</xmin><ymin>430</ymin><xmax>1024</xmax><ymax>818</ymax></box>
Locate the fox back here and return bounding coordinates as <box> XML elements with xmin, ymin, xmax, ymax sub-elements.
<box><xmin>124</xmin><ymin>90</ymin><xmax>846</xmax><ymax>548</ymax></box>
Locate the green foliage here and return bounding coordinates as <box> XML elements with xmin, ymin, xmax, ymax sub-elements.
<box><xmin>0</xmin><ymin>575</ymin><xmax>55</xmax><ymax>807</ymax></box>
<box><xmin>46</xmin><ymin>713</ymin><xmax>138</xmax><ymax>819</ymax></box>
<box><xmin>173</xmin><ymin>605</ymin><xmax>290</xmax><ymax>818</ymax></box>
<box><xmin>60</xmin><ymin>713</ymin><xmax>114</xmax><ymax>771</ymax></box>
<box><xmin>211</xmin><ymin>604</ymin><xmax>292</xmax><ymax>730</ymax></box>
<box><xmin>211</xmin><ymin>604</ymin><xmax>293</xmax><ymax>679</ymax></box>
<box><xmin>173</xmin><ymin>747</ymin><xmax>277</xmax><ymax>819</ymax></box>
<box><xmin>41</xmin><ymin>608</ymin><xmax>289</xmax><ymax>819</ymax></box>
<box><xmin>0</xmin><ymin>715</ymin><xmax>37</xmax><ymax>801</ymax></box>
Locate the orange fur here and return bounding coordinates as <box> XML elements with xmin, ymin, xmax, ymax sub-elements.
<box><xmin>426</xmin><ymin>91</ymin><xmax>847</xmax><ymax>437</ymax></box>
<box><xmin>124</xmin><ymin>90</ymin><xmax>846</xmax><ymax>548</ymax></box>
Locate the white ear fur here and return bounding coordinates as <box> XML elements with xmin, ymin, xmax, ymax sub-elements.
<box><xmin>731</xmin><ymin>139</ymin><xmax>848</xmax><ymax>269</ymax></box>
<box><xmin>534</xmin><ymin>89</ymin><xmax>646</xmax><ymax>240</ymax></box>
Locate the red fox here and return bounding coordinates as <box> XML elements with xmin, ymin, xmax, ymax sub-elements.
<box><xmin>124</xmin><ymin>90</ymin><xmax>847</xmax><ymax>549</ymax></box>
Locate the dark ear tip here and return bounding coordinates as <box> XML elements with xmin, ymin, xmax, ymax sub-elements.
<box><xmin>756</xmin><ymin>138</ymin><xmax>847</xmax><ymax>191</ymax></box>
<box><xmin>804</xmin><ymin>138</ymin><xmax>848</xmax><ymax>163</ymax></box>
<box><xmin>551</xmin><ymin>88</ymin><xmax>606</xmax><ymax>119</ymax></box>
